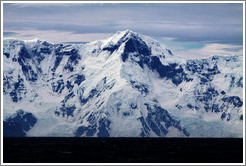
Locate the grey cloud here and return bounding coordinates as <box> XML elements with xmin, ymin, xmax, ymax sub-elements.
<box><xmin>3</xmin><ymin>32</ymin><xmax>18</xmax><ymax>37</ymax></box>
<box><xmin>222</xmin><ymin>47</ymin><xmax>243</xmax><ymax>52</ymax></box>
<box><xmin>4</xmin><ymin>22</ymin><xmax>118</xmax><ymax>34</ymax></box>
<box><xmin>21</xmin><ymin>34</ymin><xmax>34</xmax><ymax>37</ymax></box>
<box><xmin>3</xmin><ymin>3</ymin><xmax>243</xmax><ymax>45</ymax></box>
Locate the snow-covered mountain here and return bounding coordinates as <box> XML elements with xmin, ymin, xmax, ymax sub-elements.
<box><xmin>3</xmin><ymin>30</ymin><xmax>243</xmax><ymax>137</ymax></box>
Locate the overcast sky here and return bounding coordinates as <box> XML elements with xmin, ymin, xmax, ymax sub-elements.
<box><xmin>3</xmin><ymin>3</ymin><xmax>244</xmax><ymax>58</ymax></box>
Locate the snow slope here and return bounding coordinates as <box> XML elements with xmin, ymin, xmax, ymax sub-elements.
<box><xmin>3</xmin><ymin>30</ymin><xmax>243</xmax><ymax>137</ymax></box>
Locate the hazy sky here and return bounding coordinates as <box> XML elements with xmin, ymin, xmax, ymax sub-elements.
<box><xmin>3</xmin><ymin>3</ymin><xmax>244</xmax><ymax>58</ymax></box>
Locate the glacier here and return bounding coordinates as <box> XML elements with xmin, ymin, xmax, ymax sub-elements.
<box><xmin>2</xmin><ymin>30</ymin><xmax>243</xmax><ymax>137</ymax></box>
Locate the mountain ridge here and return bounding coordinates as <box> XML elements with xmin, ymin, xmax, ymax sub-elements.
<box><xmin>3</xmin><ymin>30</ymin><xmax>243</xmax><ymax>137</ymax></box>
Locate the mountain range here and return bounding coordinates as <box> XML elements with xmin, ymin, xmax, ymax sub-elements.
<box><xmin>3</xmin><ymin>30</ymin><xmax>243</xmax><ymax>137</ymax></box>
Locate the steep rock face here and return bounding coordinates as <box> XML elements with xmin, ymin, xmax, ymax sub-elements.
<box><xmin>3</xmin><ymin>30</ymin><xmax>243</xmax><ymax>137</ymax></box>
<box><xmin>3</xmin><ymin>110</ymin><xmax>37</xmax><ymax>137</ymax></box>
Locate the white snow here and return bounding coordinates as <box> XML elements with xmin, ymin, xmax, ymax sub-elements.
<box><xmin>2</xmin><ymin>30</ymin><xmax>243</xmax><ymax>137</ymax></box>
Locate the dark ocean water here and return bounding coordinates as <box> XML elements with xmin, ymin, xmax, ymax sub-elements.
<box><xmin>3</xmin><ymin>137</ymin><xmax>243</xmax><ymax>163</ymax></box>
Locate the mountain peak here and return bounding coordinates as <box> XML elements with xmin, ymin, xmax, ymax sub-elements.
<box><xmin>116</xmin><ymin>29</ymin><xmax>134</xmax><ymax>36</ymax></box>
<box><xmin>99</xmin><ymin>30</ymin><xmax>140</xmax><ymax>52</ymax></box>
<box><xmin>110</xmin><ymin>29</ymin><xmax>138</xmax><ymax>43</ymax></box>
